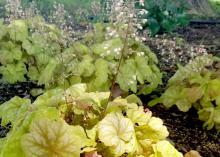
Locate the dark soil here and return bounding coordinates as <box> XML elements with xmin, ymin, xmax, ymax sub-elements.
<box><xmin>148</xmin><ymin>104</ymin><xmax>220</xmax><ymax>157</ymax></box>
<box><xmin>176</xmin><ymin>24</ymin><xmax>220</xmax><ymax>56</ymax></box>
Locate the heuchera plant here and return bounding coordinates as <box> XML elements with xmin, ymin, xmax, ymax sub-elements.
<box><xmin>150</xmin><ymin>55</ymin><xmax>220</xmax><ymax>131</ymax></box>
<box><xmin>0</xmin><ymin>84</ymin><xmax>183</xmax><ymax>157</ymax></box>
<box><xmin>0</xmin><ymin>18</ymin><xmax>162</xmax><ymax>95</ymax></box>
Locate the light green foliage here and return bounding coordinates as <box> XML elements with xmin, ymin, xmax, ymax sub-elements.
<box><xmin>0</xmin><ymin>107</ymin><xmax>60</xmax><ymax>157</ymax></box>
<box><xmin>151</xmin><ymin>55</ymin><xmax>220</xmax><ymax>131</ymax></box>
<box><xmin>0</xmin><ymin>18</ymin><xmax>161</xmax><ymax>95</ymax></box>
<box><xmin>0</xmin><ymin>96</ymin><xmax>31</xmax><ymax>126</ymax></box>
<box><xmin>86</xmin><ymin>24</ymin><xmax>162</xmax><ymax>94</ymax></box>
<box><xmin>150</xmin><ymin>140</ymin><xmax>183</xmax><ymax>157</ymax></box>
<box><xmin>0</xmin><ymin>18</ymin><xmax>68</xmax><ymax>85</ymax></box>
<box><xmin>21</xmin><ymin>119</ymin><xmax>84</xmax><ymax>157</ymax></box>
<box><xmin>0</xmin><ymin>62</ymin><xmax>27</xmax><ymax>83</ymax></box>
<box><xmin>88</xmin><ymin>59</ymin><xmax>111</xmax><ymax>91</ymax></box>
<box><xmin>0</xmin><ymin>84</ymin><xmax>182</xmax><ymax>157</ymax></box>
<box><xmin>8</xmin><ymin>20</ymin><xmax>28</xmax><ymax>42</ymax></box>
<box><xmin>0</xmin><ymin>41</ymin><xmax>23</xmax><ymax>64</ymax></box>
<box><xmin>98</xmin><ymin>113</ymin><xmax>135</xmax><ymax>156</ymax></box>
<box><xmin>37</xmin><ymin>59</ymin><xmax>58</xmax><ymax>85</ymax></box>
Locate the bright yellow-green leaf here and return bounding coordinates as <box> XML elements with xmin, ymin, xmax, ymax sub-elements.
<box><xmin>98</xmin><ymin>113</ymin><xmax>135</xmax><ymax>156</ymax></box>
<box><xmin>127</xmin><ymin>106</ymin><xmax>152</xmax><ymax>126</ymax></box>
<box><xmin>150</xmin><ymin>140</ymin><xmax>183</xmax><ymax>157</ymax></box>
<box><xmin>0</xmin><ymin>96</ymin><xmax>31</xmax><ymax>126</ymax></box>
<box><xmin>21</xmin><ymin>119</ymin><xmax>85</xmax><ymax>157</ymax></box>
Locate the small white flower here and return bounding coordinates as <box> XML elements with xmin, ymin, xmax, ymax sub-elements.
<box><xmin>140</xmin><ymin>52</ymin><xmax>145</xmax><ymax>56</ymax></box>
<box><xmin>141</xmin><ymin>37</ymin><xmax>147</xmax><ymax>41</ymax></box>
<box><xmin>128</xmin><ymin>80</ymin><xmax>134</xmax><ymax>85</ymax></box>
<box><xmin>142</xmin><ymin>19</ymin><xmax>148</xmax><ymax>24</ymax></box>
<box><xmin>163</xmin><ymin>11</ymin><xmax>169</xmax><ymax>16</ymax></box>
<box><xmin>132</xmin><ymin>75</ymin><xmax>136</xmax><ymax>80</ymax></box>
<box><xmin>136</xmin><ymin>24</ymin><xmax>143</xmax><ymax>30</ymax></box>
<box><xmin>139</xmin><ymin>0</ymin><xmax>145</xmax><ymax>6</ymax></box>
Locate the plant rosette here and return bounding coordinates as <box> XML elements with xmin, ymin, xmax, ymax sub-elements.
<box><xmin>0</xmin><ymin>83</ymin><xmax>182</xmax><ymax>157</ymax></box>
<box><xmin>149</xmin><ymin>55</ymin><xmax>220</xmax><ymax>131</ymax></box>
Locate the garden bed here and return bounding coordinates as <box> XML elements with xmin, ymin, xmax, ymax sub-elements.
<box><xmin>1</xmin><ymin>23</ymin><xmax>220</xmax><ymax>157</ymax></box>
<box><xmin>1</xmin><ymin>81</ymin><xmax>220</xmax><ymax>157</ymax></box>
<box><xmin>141</xmin><ymin>23</ymin><xmax>220</xmax><ymax>157</ymax></box>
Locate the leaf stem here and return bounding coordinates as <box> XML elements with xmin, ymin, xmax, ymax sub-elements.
<box><xmin>108</xmin><ymin>19</ymin><xmax>131</xmax><ymax>101</ymax></box>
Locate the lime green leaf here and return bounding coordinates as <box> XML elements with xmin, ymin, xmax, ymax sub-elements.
<box><xmin>65</xmin><ymin>83</ymin><xmax>87</xmax><ymax>96</ymax></box>
<box><xmin>161</xmin><ymin>86</ymin><xmax>192</xmax><ymax>112</ymax></box>
<box><xmin>89</xmin><ymin>59</ymin><xmax>111</xmax><ymax>91</ymax></box>
<box><xmin>78</xmin><ymin>55</ymin><xmax>95</xmax><ymax>77</ymax></box>
<box><xmin>0</xmin><ymin>97</ymin><xmax>31</xmax><ymax>126</ymax></box>
<box><xmin>71</xmin><ymin>42</ymin><xmax>90</xmax><ymax>55</ymax></box>
<box><xmin>38</xmin><ymin>59</ymin><xmax>57</xmax><ymax>85</ymax></box>
<box><xmin>33</xmin><ymin>88</ymin><xmax>64</xmax><ymax>108</ymax></box>
<box><xmin>127</xmin><ymin>106</ymin><xmax>152</xmax><ymax>126</ymax></box>
<box><xmin>98</xmin><ymin>113</ymin><xmax>135</xmax><ymax>156</ymax></box>
<box><xmin>198</xmin><ymin>108</ymin><xmax>215</xmax><ymax>130</ymax></box>
<box><xmin>126</xmin><ymin>94</ymin><xmax>143</xmax><ymax>106</ymax></box>
<box><xmin>8</xmin><ymin>20</ymin><xmax>28</xmax><ymax>42</ymax></box>
<box><xmin>148</xmin><ymin>98</ymin><xmax>162</xmax><ymax>107</ymax></box>
<box><xmin>27</xmin><ymin>66</ymin><xmax>40</xmax><ymax>81</ymax></box>
<box><xmin>0</xmin><ymin>62</ymin><xmax>27</xmax><ymax>83</ymax></box>
<box><xmin>117</xmin><ymin>59</ymin><xmax>137</xmax><ymax>92</ymax></box>
<box><xmin>0</xmin><ymin>105</ymin><xmax>60</xmax><ymax>157</ymax></box>
<box><xmin>21</xmin><ymin>119</ymin><xmax>84</xmax><ymax>157</ymax></box>
<box><xmin>151</xmin><ymin>140</ymin><xmax>183</xmax><ymax>157</ymax></box>
<box><xmin>35</xmin><ymin>53</ymin><xmax>51</xmax><ymax>65</ymax></box>
<box><xmin>135</xmin><ymin>55</ymin><xmax>153</xmax><ymax>84</ymax></box>
<box><xmin>0</xmin><ymin>42</ymin><xmax>23</xmax><ymax>64</ymax></box>
<box><xmin>106</xmin><ymin>97</ymin><xmax>138</xmax><ymax>114</ymax></box>
<box><xmin>22</xmin><ymin>40</ymin><xmax>41</xmax><ymax>55</ymax></box>
<box><xmin>0</xmin><ymin>19</ymin><xmax>7</xmax><ymax>40</ymax></box>
<box><xmin>0</xmin><ymin>138</ymin><xmax>6</xmax><ymax>154</ymax></box>
<box><xmin>135</xmin><ymin>117</ymin><xmax>169</xmax><ymax>141</ymax></box>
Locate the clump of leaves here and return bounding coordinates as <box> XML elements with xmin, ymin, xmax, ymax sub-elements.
<box><xmin>0</xmin><ymin>17</ymin><xmax>69</xmax><ymax>86</ymax></box>
<box><xmin>137</xmin><ymin>0</ymin><xmax>189</xmax><ymax>35</ymax></box>
<box><xmin>0</xmin><ymin>83</ymin><xmax>183</xmax><ymax>157</ymax></box>
<box><xmin>0</xmin><ymin>17</ymin><xmax>162</xmax><ymax>95</ymax></box>
<box><xmin>73</xmin><ymin>23</ymin><xmax>162</xmax><ymax>95</ymax></box>
<box><xmin>149</xmin><ymin>55</ymin><xmax>220</xmax><ymax>131</ymax></box>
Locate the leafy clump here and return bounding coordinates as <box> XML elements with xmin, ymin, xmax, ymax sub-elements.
<box><xmin>0</xmin><ymin>18</ymin><xmax>162</xmax><ymax>95</ymax></box>
<box><xmin>0</xmin><ymin>83</ymin><xmax>182</xmax><ymax>157</ymax></box>
<box><xmin>150</xmin><ymin>55</ymin><xmax>220</xmax><ymax>131</ymax></box>
<box><xmin>0</xmin><ymin>17</ymin><xmax>68</xmax><ymax>86</ymax></box>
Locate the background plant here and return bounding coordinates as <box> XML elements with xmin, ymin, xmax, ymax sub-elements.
<box><xmin>137</xmin><ymin>0</ymin><xmax>190</xmax><ymax>35</ymax></box>
<box><xmin>149</xmin><ymin>55</ymin><xmax>220</xmax><ymax>131</ymax></box>
<box><xmin>0</xmin><ymin>8</ymin><xmax>162</xmax><ymax>95</ymax></box>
